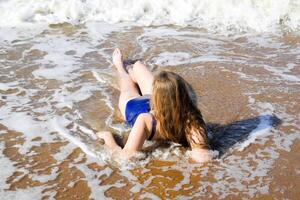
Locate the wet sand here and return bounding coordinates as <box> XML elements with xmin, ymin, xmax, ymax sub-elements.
<box><xmin>0</xmin><ymin>23</ymin><xmax>299</xmax><ymax>199</ymax></box>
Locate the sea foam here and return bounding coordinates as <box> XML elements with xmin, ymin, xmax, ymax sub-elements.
<box><xmin>0</xmin><ymin>0</ymin><xmax>300</xmax><ymax>33</ymax></box>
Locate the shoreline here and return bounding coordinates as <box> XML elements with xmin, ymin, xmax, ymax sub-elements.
<box><xmin>0</xmin><ymin>23</ymin><xmax>299</xmax><ymax>199</ymax></box>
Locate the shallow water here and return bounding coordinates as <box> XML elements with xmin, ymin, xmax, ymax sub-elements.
<box><xmin>0</xmin><ymin>22</ymin><xmax>299</xmax><ymax>199</ymax></box>
<box><xmin>1</xmin><ymin>0</ymin><xmax>300</xmax><ymax>198</ymax></box>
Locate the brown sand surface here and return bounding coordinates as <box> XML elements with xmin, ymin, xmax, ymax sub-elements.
<box><xmin>0</xmin><ymin>24</ymin><xmax>299</xmax><ymax>199</ymax></box>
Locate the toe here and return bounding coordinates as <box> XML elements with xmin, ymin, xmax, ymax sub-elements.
<box><xmin>114</xmin><ymin>48</ymin><xmax>120</xmax><ymax>55</ymax></box>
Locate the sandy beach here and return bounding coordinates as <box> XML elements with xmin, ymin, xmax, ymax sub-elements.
<box><xmin>0</xmin><ymin>1</ymin><xmax>300</xmax><ymax>199</ymax></box>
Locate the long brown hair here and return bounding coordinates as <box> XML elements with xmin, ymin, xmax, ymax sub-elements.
<box><xmin>151</xmin><ymin>71</ymin><xmax>210</xmax><ymax>149</ymax></box>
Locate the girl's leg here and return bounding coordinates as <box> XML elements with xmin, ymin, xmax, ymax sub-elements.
<box><xmin>128</xmin><ymin>61</ymin><xmax>154</xmax><ymax>95</ymax></box>
<box><xmin>113</xmin><ymin>49</ymin><xmax>140</xmax><ymax>118</ymax></box>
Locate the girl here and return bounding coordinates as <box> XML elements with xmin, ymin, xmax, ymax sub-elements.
<box><xmin>97</xmin><ymin>48</ymin><xmax>213</xmax><ymax>162</ymax></box>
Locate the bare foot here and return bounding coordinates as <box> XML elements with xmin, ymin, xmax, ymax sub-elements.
<box><xmin>112</xmin><ymin>48</ymin><xmax>124</xmax><ymax>71</ymax></box>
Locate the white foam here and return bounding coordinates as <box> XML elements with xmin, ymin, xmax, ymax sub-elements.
<box><xmin>274</xmin><ymin>132</ymin><xmax>300</xmax><ymax>151</ymax></box>
<box><xmin>52</xmin><ymin>85</ymin><xmax>95</xmax><ymax>109</ymax></box>
<box><xmin>1</xmin><ymin>113</ymin><xmax>47</xmax><ymax>135</ymax></box>
<box><xmin>0</xmin><ymin>112</ymin><xmax>54</xmax><ymax>154</ymax></box>
<box><xmin>53</xmin><ymin>142</ymin><xmax>76</xmax><ymax>162</ymax></box>
<box><xmin>237</xmin><ymin>115</ymin><xmax>273</xmax><ymax>151</ymax></box>
<box><xmin>0</xmin><ymin>83</ymin><xmax>11</xmax><ymax>91</ymax></box>
<box><xmin>31</xmin><ymin>35</ymin><xmax>91</xmax><ymax>81</ymax></box>
<box><xmin>1</xmin><ymin>9</ymin><xmax>300</xmax><ymax>199</ymax></box>
<box><xmin>31</xmin><ymin>167</ymin><xmax>59</xmax><ymax>182</ymax></box>
<box><xmin>153</xmin><ymin>52</ymin><xmax>229</xmax><ymax>66</ymax></box>
<box><xmin>0</xmin><ymin>186</ymin><xmax>51</xmax><ymax>200</ymax></box>
<box><xmin>51</xmin><ymin>116</ymin><xmax>98</xmax><ymax>158</ymax></box>
<box><xmin>0</xmin><ymin>82</ymin><xmax>23</xmax><ymax>92</ymax></box>
<box><xmin>0</xmin><ymin>142</ymin><xmax>17</xmax><ymax>189</ymax></box>
<box><xmin>262</xmin><ymin>64</ymin><xmax>300</xmax><ymax>83</ymax></box>
<box><xmin>67</xmin><ymin>156</ymin><xmax>113</xmax><ymax>199</ymax></box>
<box><xmin>85</xmin><ymin>21</ymin><xmax>128</xmax><ymax>44</ymax></box>
<box><xmin>0</xmin><ymin>142</ymin><xmax>56</xmax><ymax>199</ymax></box>
<box><xmin>75</xmin><ymin>123</ymin><xmax>98</xmax><ymax>140</ymax></box>
<box><xmin>92</xmin><ymin>71</ymin><xmax>106</xmax><ymax>84</ymax></box>
<box><xmin>0</xmin><ymin>25</ymin><xmax>46</xmax><ymax>43</ymax></box>
<box><xmin>0</xmin><ymin>0</ymin><xmax>300</xmax><ymax>33</ymax></box>
<box><xmin>153</xmin><ymin>52</ymin><xmax>192</xmax><ymax>66</ymax></box>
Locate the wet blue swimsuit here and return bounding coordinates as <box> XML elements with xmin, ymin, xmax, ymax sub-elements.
<box><xmin>125</xmin><ymin>96</ymin><xmax>156</xmax><ymax>140</ymax></box>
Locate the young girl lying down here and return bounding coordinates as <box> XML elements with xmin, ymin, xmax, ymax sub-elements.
<box><xmin>97</xmin><ymin>48</ymin><xmax>213</xmax><ymax>163</ymax></box>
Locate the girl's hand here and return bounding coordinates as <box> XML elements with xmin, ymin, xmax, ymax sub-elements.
<box><xmin>96</xmin><ymin>131</ymin><xmax>108</xmax><ymax>140</ymax></box>
<box><xmin>96</xmin><ymin>131</ymin><xmax>107</xmax><ymax>145</ymax></box>
<box><xmin>188</xmin><ymin>148</ymin><xmax>215</xmax><ymax>163</ymax></box>
<box><xmin>96</xmin><ymin>131</ymin><xmax>121</xmax><ymax>151</ymax></box>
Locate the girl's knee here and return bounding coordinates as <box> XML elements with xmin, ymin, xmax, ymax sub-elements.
<box><xmin>128</xmin><ymin>68</ymin><xmax>137</xmax><ymax>82</ymax></box>
<box><xmin>132</xmin><ymin>61</ymin><xmax>146</xmax><ymax>72</ymax></box>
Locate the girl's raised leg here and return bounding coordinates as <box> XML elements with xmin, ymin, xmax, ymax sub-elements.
<box><xmin>113</xmin><ymin>49</ymin><xmax>140</xmax><ymax>118</ymax></box>
<box><xmin>127</xmin><ymin>61</ymin><xmax>154</xmax><ymax>95</ymax></box>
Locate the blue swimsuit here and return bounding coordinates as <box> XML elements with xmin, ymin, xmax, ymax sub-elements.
<box><xmin>125</xmin><ymin>96</ymin><xmax>156</xmax><ymax>140</ymax></box>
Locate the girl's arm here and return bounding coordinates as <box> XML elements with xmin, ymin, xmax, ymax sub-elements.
<box><xmin>97</xmin><ymin>131</ymin><xmax>121</xmax><ymax>152</ymax></box>
<box><xmin>97</xmin><ymin>113</ymin><xmax>150</xmax><ymax>157</ymax></box>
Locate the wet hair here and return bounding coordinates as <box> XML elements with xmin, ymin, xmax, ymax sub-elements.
<box><xmin>151</xmin><ymin>71</ymin><xmax>210</xmax><ymax>149</ymax></box>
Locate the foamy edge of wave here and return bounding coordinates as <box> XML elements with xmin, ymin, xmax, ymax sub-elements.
<box><xmin>0</xmin><ymin>0</ymin><xmax>300</xmax><ymax>33</ymax></box>
<box><xmin>51</xmin><ymin>116</ymin><xmax>98</xmax><ymax>158</ymax></box>
<box><xmin>237</xmin><ymin>115</ymin><xmax>273</xmax><ymax>151</ymax></box>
